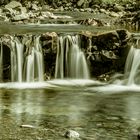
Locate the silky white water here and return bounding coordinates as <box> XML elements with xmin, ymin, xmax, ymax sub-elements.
<box><xmin>124</xmin><ymin>46</ymin><xmax>140</xmax><ymax>85</ymax></box>
<box><xmin>55</xmin><ymin>34</ymin><xmax>90</xmax><ymax>79</ymax></box>
<box><xmin>10</xmin><ymin>35</ymin><xmax>44</xmax><ymax>82</ymax></box>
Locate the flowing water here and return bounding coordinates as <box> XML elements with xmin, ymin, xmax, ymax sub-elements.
<box><xmin>10</xmin><ymin>35</ymin><xmax>44</xmax><ymax>82</ymax></box>
<box><xmin>55</xmin><ymin>35</ymin><xmax>89</xmax><ymax>79</ymax></box>
<box><xmin>0</xmin><ymin>22</ymin><xmax>140</xmax><ymax>139</ymax></box>
<box><xmin>124</xmin><ymin>46</ymin><xmax>140</xmax><ymax>85</ymax></box>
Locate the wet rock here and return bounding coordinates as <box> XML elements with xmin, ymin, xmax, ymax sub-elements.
<box><xmin>86</xmin><ymin>29</ymin><xmax>131</xmax><ymax>77</ymax></box>
<box><xmin>95</xmin><ymin>31</ymin><xmax>119</xmax><ymax>50</ymax></box>
<box><xmin>42</xmin><ymin>5</ymin><xmax>50</xmax><ymax>11</ymax></box>
<box><xmin>12</xmin><ymin>13</ymin><xmax>29</xmax><ymax>21</ymax></box>
<box><xmin>97</xmin><ymin>73</ymin><xmax>110</xmax><ymax>82</ymax></box>
<box><xmin>116</xmin><ymin>29</ymin><xmax>131</xmax><ymax>44</ymax></box>
<box><xmin>0</xmin><ymin>0</ymin><xmax>6</xmax><ymax>5</ymax></box>
<box><xmin>31</xmin><ymin>3</ymin><xmax>39</xmax><ymax>11</ymax></box>
<box><xmin>40</xmin><ymin>32</ymin><xmax>57</xmax><ymax>78</ymax></box>
<box><xmin>0</xmin><ymin>15</ymin><xmax>7</xmax><ymax>21</ymax></box>
<box><xmin>132</xmin><ymin>11</ymin><xmax>140</xmax><ymax>29</ymax></box>
<box><xmin>77</xmin><ymin>0</ymin><xmax>85</xmax><ymax>7</ymax></box>
<box><xmin>5</xmin><ymin>1</ymin><xmax>22</xmax><ymax>9</ymax></box>
<box><xmin>113</xmin><ymin>4</ymin><xmax>125</xmax><ymax>12</ymax></box>
<box><xmin>138</xmin><ymin>134</ymin><xmax>140</xmax><ymax>139</ymax></box>
<box><xmin>100</xmin><ymin>9</ymin><xmax>107</xmax><ymax>14</ymax></box>
<box><xmin>101</xmin><ymin>50</ymin><xmax>119</xmax><ymax>60</ymax></box>
<box><xmin>95</xmin><ymin>29</ymin><xmax>131</xmax><ymax>50</ymax></box>
<box><xmin>64</xmin><ymin>130</ymin><xmax>80</xmax><ymax>139</ymax></box>
<box><xmin>109</xmin><ymin>12</ymin><xmax>120</xmax><ymax>17</ymax></box>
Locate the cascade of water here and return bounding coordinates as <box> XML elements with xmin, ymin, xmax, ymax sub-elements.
<box><xmin>23</xmin><ymin>36</ymin><xmax>44</xmax><ymax>82</ymax></box>
<box><xmin>55</xmin><ymin>36</ymin><xmax>64</xmax><ymax>79</ymax></box>
<box><xmin>124</xmin><ymin>46</ymin><xmax>140</xmax><ymax>85</ymax></box>
<box><xmin>55</xmin><ymin>34</ymin><xmax>90</xmax><ymax>79</ymax></box>
<box><xmin>11</xmin><ymin>36</ymin><xmax>24</xmax><ymax>82</ymax></box>
<box><xmin>10</xmin><ymin>35</ymin><xmax>44</xmax><ymax>82</ymax></box>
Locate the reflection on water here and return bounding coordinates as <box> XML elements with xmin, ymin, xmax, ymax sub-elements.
<box><xmin>0</xmin><ymin>86</ymin><xmax>140</xmax><ymax>139</ymax></box>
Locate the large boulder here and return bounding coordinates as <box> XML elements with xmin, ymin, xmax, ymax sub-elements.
<box><xmin>84</xmin><ymin>29</ymin><xmax>131</xmax><ymax>77</ymax></box>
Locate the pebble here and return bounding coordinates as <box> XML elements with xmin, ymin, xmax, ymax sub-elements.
<box><xmin>20</xmin><ymin>124</ymin><xmax>35</xmax><ymax>128</ymax></box>
<box><xmin>64</xmin><ymin>130</ymin><xmax>80</xmax><ymax>139</ymax></box>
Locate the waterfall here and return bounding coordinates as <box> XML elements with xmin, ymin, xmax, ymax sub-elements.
<box><xmin>23</xmin><ymin>36</ymin><xmax>44</xmax><ymax>82</ymax></box>
<box><xmin>55</xmin><ymin>34</ymin><xmax>90</xmax><ymax>79</ymax></box>
<box><xmin>124</xmin><ymin>46</ymin><xmax>140</xmax><ymax>85</ymax></box>
<box><xmin>11</xmin><ymin>36</ymin><xmax>24</xmax><ymax>82</ymax></box>
<box><xmin>10</xmin><ymin>35</ymin><xmax>44</xmax><ymax>82</ymax></box>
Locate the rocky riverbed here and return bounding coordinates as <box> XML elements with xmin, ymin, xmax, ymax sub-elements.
<box><xmin>0</xmin><ymin>0</ymin><xmax>139</xmax><ymax>27</ymax></box>
<box><xmin>1</xmin><ymin>1</ymin><xmax>140</xmax><ymax>140</ymax></box>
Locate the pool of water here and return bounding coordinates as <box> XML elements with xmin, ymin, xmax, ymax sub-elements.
<box><xmin>0</xmin><ymin>80</ymin><xmax>140</xmax><ymax>140</ymax></box>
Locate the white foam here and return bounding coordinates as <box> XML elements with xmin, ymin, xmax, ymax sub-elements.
<box><xmin>85</xmin><ymin>84</ymin><xmax>140</xmax><ymax>94</ymax></box>
<box><xmin>0</xmin><ymin>79</ymin><xmax>104</xmax><ymax>89</ymax></box>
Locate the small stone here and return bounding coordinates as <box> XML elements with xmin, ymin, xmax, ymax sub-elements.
<box><xmin>31</xmin><ymin>3</ymin><xmax>39</xmax><ymax>11</ymax></box>
<box><xmin>20</xmin><ymin>124</ymin><xmax>35</xmax><ymax>128</ymax></box>
<box><xmin>101</xmin><ymin>50</ymin><xmax>118</xmax><ymax>60</ymax></box>
<box><xmin>113</xmin><ymin>4</ymin><xmax>124</xmax><ymax>12</ymax></box>
<box><xmin>64</xmin><ymin>130</ymin><xmax>80</xmax><ymax>139</ymax></box>
<box><xmin>79</xmin><ymin>9</ymin><xmax>84</xmax><ymax>12</ymax></box>
<box><xmin>109</xmin><ymin>12</ymin><xmax>120</xmax><ymax>17</ymax></box>
<box><xmin>5</xmin><ymin>1</ymin><xmax>22</xmax><ymax>9</ymax></box>
<box><xmin>60</xmin><ymin>6</ymin><xmax>64</xmax><ymax>11</ymax></box>
<box><xmin>85</xmin><ymin>8</ymin><xmax>92</xmax><ymax>12</ymax></box>
<box><xmin>77</xmin><ymin>0</ymin><xmax>85</xmax><ymax>7</ymax></box>
<box><xmin>42</xmin><ymin>5</ymin><xmax>50</xmax><ymax>11</ymax></box>
<box><xmin>100</xmin><ymin>9</ymin><xmax>107</xmax><ymax>14</ymax></box>
<box><xmin>13</xmin><ymin>13</ymin><xmax>29</xmax><ymax>21</ymax></box>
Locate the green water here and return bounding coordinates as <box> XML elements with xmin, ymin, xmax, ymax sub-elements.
<box><xmin>0</xmin><ymin>86</ymin><xmax>140</xmax><ymax>140</ymax></box>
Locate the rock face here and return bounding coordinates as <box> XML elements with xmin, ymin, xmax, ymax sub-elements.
<box><xmin>40</xmin><ymin>32</ymin><xmax>57</xmax><ymax>79</ymax></box>
<box><xmin>82</xmin><ymin>29</ymin><xmax>131</xmax><ymax>77</ymax></box>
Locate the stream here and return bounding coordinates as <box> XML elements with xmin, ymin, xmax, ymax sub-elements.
<box><xmin>0</xmin><ymin>80</ymin><xmax>139</xmax><ymax>140</ymax></box>
<box><xmin>0</xmin><ymin>20</ymin><xmax>140</xmax><ymax>139</ymax></box>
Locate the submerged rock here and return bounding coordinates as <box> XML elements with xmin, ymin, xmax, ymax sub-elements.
<box><xmin>20</xmin><ymin>124</ymin><xmax>35</xmax><ymax>128</ymax></box>
<box><xmin>64</xmin><ymin>130</ymin><xmax>80</xmax><ymax>139</ymax></box>
<box><xmin>101</xmin><ymin>50</ymin><xmax>119</xmax><ymax>60</ymax></box>
<box><xmin>97</xmin><ymin>73</ymin><xmax>110</xmax><ymax>82</ymax></box>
